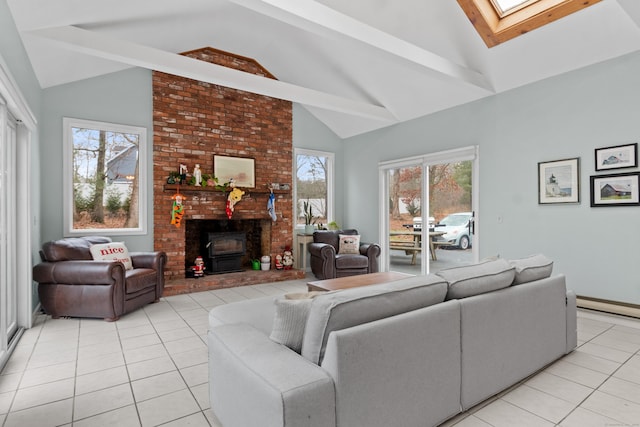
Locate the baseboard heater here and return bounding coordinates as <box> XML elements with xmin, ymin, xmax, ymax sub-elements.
<box><xmin>577</xmin><ymin>296</ymin><xmax>640</xmax><ymax>319</ymax></box>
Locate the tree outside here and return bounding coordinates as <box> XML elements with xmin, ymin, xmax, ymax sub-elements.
<box><xmin>72</xmin><ymin>126</ymin><xmax>139</xmax><ymax>230</ymax></box>
<box><xmin>296</xmin><ymin>153</ymin><xmax>328</xmax><ymax>226</ymax></box>
<box><xmin>389</xmin><ymin>161</ymin><xmax>472</xmax><ymax>232</ymax></box>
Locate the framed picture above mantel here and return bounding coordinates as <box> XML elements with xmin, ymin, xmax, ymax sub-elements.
<box><xmin>214</xmin><ymin>155</ymin><xmax>255</xmax><ymax>188</ymax></box>
<box><xmin>538</xmin><ymin>157</ymin><xmax>580</xmax><ymax>204</ymax></box>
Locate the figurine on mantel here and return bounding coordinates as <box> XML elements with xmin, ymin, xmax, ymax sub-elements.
<box><xmin>179</xmin><ymin>164</ymin><xmax>188</xmax><ymax>184</ymax></box>
<box><xmin>193</xmin><ymin>164</ymin><xmax>202</xmax><ymax>186</ymax></box>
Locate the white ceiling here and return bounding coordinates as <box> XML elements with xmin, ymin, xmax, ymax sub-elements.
<box><xmin>7</xmin><ymin>0</ymin><xmax>640</xmax><ymax>138</ymax></box>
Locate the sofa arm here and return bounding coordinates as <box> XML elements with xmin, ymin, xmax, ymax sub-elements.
<box><xmin>209</xmin><ymin>323</ymin><xmax>335</xmax><ymax>427</ymax></box>
<box><xmin>566</xmin><ymin>290</ymin><xmax>577</xmax><ymax>353</ymax></box>
<box><xmin>360</xmin><ymin>243</ymin><xmax>381</xmax><ymax>273</ymax></box>
<box><xmin>130</xmin><ymin>251</ymin><xmax>167</xmax><ymax>270</ymax></box>
<box><xmin>33</xmin><ymin>261</ymin><xmax>124</xmax><ymax>285</ymax></box>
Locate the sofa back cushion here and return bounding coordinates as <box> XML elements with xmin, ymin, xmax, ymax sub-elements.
<box><xmin>437</xmin><ymin>258</ymin><xmax>515</xmax><ymax>300</ymax></box>
<box><xmin>301</xmin><ymin>274</ymin><xmax>448</xmax><ymax>364</ymax></box>
<box><xmin>509</xmin><ymin>254</ymin><xmax>553</xmax><ymax>285</ymax></box>
<box><xmin>41</xmin><ymin>236</ymin><xmax>112</xmax><ymax>262</ymax></box>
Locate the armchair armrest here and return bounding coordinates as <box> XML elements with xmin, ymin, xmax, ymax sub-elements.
<box><xmin>209</xmin><ymin>323</ymin><xmax>336</xmax><ymax>427</ymax></box>
<box><xmin>308</xmin><ymin>243</ymin><xmax>338</xmax><ymax>280</ymax></box>
<box><xmin>360</xmin><ymin>243</ymin><xmax>381</xmax><ymax>273</ymax></box>
<box><xmin>308</xmin><ymin>242</ymin><xmax>336</xmax><ymax>259</ymax></box>
<box><xmin>33</xmin><ymin>260</ymin><xmax>125</xmax><ymax>285</ymax></box>
<box><xmin>130</xmin><ymin>251</ymin><xmax>167</xmax><ymax>270</ymax></box>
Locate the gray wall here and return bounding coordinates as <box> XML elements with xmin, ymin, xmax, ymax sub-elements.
<box><xmin>343</xmin><ymin>50</ymin><xmax>640</xmax><ymax>305</ymax></box>
<box><xmin>292</xmin><ymin>104</ymin><xmax>345</xmax><ymax>227</ymax></box>
<box><xmin>41</xmin><ymin>68</ymin><xmax>154</xmax><ymax>251</ymax></box>
<box><xmin>1</xmin><ymin>0</ymin><xmax>43</xmax><ymax>308</ymax></box>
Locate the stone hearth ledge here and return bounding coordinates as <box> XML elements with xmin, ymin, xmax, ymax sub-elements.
<box><xmin>162</xmin><ymin>268</ymin><xmax>306</xmax><ymax>296</ymax></box>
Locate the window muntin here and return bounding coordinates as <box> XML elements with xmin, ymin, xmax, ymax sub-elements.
<box><xmin>294</xmin><ymin>149</ymin><xmax>334</xmax><ymax>228</ymax></box>
<box><xmin>63</xmin><ymin>118</ymin><xmax>147</xmax><ymax>236</ymax></box>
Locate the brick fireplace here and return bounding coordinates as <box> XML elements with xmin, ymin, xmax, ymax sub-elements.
<box><xmin>153</xmin><ymin>47</ymin><xmax>304</xmax><ymax>295</ymax></box>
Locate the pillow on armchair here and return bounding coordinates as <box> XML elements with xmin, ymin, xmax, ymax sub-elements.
<box><xmin>90</xmin><ymin>242</ymin><xmax>133</xmax><ymax>270</ymax></box>
<box><xmin>338</xmin><ymin>234</ymin><xmax>361</xmax><ymax>254</ymax></box>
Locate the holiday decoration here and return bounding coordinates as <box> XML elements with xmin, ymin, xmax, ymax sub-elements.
<box><xmin>191</xmin><ymin>256</ymin><xmax>205</xmax><ymax>278</ymax></box>
<box><xmin>267</xmin><ymin>190</ymin><xmax>277</xmax><ymax>221</ymax></box>
<box><xmin>282</xmin><ymin>249</ymin><xmax>294</xmax><ymax>270</ymax></box>
<box><xmin>226</xmin><ymin>187</ymin><xmax>245</xmax><ymax>219</ymax></box>
<box><xmin>170</xmin><ymin>192</ymin><xmax>185</xmax><ymax>227</ymax></box>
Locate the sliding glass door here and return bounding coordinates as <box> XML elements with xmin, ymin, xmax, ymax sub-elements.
<box><xmin>0</xmin><ymin>102</ymin><xmax>18</xmax><ymax>369</ymax></box>
<box><xmin>379</xmin><ymin>147</ymin><xmax>479</xmax><ymax>275</ymax></box>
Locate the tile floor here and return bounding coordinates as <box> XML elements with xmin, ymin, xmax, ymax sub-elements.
<box><xmin>1</xmin><ymin>277</ymin><xmax>640</xmax><ymax>427</ymax></box>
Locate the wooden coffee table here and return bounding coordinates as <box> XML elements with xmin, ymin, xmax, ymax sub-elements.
<box><xmin>307</xmin><ymin>271</ymin><xmax>413</xmax><ymax>292</ymax></box>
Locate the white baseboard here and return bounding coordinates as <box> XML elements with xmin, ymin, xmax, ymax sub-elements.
<box><xmin>577</xmin><ymin>297</ymin><xmax>640</xmax><ymax>319</ymax></box>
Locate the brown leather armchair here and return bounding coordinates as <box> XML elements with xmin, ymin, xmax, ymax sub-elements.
<box><xmin>308</xmin><ymin>229</ymin><xmax>380</xmax><ymax>280</ymax></box>
<box><xmin>33</xmin><ymin>236</ymin><xmax>167</xmax><ymax>321</ymax></box>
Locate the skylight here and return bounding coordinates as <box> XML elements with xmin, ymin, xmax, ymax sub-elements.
<box><xmin>457</xmin><ymin>0</ymin><xmax>601</xmax><ymax>47</ymax></box>
<box><xmin>491</xmin><ymin>0</ymin><xmax>538</xmax><ymax>16</ymax></box>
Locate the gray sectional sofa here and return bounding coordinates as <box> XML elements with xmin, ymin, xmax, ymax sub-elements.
<box><xmin>208</xmin><ymin>255</ymin><xmax>577</xmax><ymax>427</ymax></box>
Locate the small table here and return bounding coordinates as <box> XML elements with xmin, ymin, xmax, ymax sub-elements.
<box><xmin>296</xmin><ymin>233</ymin><xmax>314</xmax><ymax>270</ymax></box>
<box><xmin>307</xmin><ymin>271</ymin><xmax>413</xmax><ymax>292</ymax></box>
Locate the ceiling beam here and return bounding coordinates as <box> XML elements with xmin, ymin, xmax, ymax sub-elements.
<box><xmin>27</xmin><ymin>25</ymin><xmax>397</xmax><ymax>122</ymax></box>
<box><xmin>226</xmin><ymin>0</ymin><xmax>494</xmax><ymax>92</ymax></box>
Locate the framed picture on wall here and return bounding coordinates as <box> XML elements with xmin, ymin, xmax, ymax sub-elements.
<box><xmin>595</xmin><ymin>143</ymin><xmax>638</xmax><ymax>171</ymax></box>
<box><xmin>590</xmin><ymin>172</ymin><xmax>640</xmax><ymax>207</ymax></box>
<box><xmin>538</xmin><ymin>158</ymin><xmax>580</xmax><ymax>204</ymax></box>
<box><xmin>214</xmin><ymin>155</ymin><xmax>255</xmax><ymax>188</ymax></box>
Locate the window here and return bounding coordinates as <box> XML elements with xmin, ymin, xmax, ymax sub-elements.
<box><xmin>491</xmin><ymin>0</ymin><xmax>538</xmax><ymax>16</ymax></box>
<box><xmin>457</xmin><ymin>0</ymin><xmax>601</xmax><ymax>47</ymax></box>
<box><xmin>63</xmin><ymin>118</ymin><xmax>147</xmax><ymax>236</ymax></box>
<box><xmin>294</xmin><ymin>148</ymin><xmax>334</xmax><ymax>228</ymax></box>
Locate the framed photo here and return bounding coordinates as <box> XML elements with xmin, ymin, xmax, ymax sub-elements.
<box><xmin>214</xmin><ymin>155</ymin><xmax>255</xmax><ymax>188</ymax></box>
<box><xmin>590</xmin><ymin>172</ymin><xmax>640</xmax><ymax>207</ymax></box>
<box><xmin>538</xmin><ymin>158</ymin><xmax>580</xmax><ymax>204</ymax></box>
<box><xmin>595</xmin><ymin>143</ymin><xmax>638</xmax><ymax>171</ymax></box>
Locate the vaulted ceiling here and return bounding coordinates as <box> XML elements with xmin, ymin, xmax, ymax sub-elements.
<box><xmin>7</xmin><ymin>0</ymin><xmax>640</xmax><ymax>138</ymax></box>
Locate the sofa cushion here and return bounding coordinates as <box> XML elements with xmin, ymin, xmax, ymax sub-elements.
<box><xmin>338</xmin><ymin>234</ymin><xmax>360</xmax><ymax>254</ymax></box>
<box><xmin>269</xmin><ymin>292</ymin><xmax>324</xmax><ymax>353</ymax></box>
<box><xmin>301</xmin><ymin>274</ymin><xmax>448</xmax><ymax>364</ymax></box>
<box><xmin>209</xmin><ymin>296</ymin><xmax>278</xmax><ymax>336</ymax></box>
<box><xmin>437</xmin><ymin>258</ymin><xmax>515</xmax><ymax>300</ymax></box>
<box><xmin>90</xmin><ymin>242</ymin><xmax>133</xmax><ymax>270</ymax></box>
<box><xmin>509</xmin><ymin>254</ymin><xmax>553</xmax><ymax>285</ymax></box>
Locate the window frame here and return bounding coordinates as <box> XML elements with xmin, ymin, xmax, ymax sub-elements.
<box><xmin>294</xmin><ymin>148</ymin><xmax>334</xmax><ymax>229</ymax></box>
<box><xmin>457</xmin><ymin>0</ymin><xmax>602</xmax><ymax>47</ymax></box>
<box><xmin>63</xmin><ymin>117</ymin><xmax>147</xmax><ymax>236</ymax></box>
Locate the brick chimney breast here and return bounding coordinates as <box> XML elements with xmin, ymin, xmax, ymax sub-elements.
<box><xmin>153</xmin><ymin>47</ymin><xmax>294</xmax><ymax>287</ymax></box>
